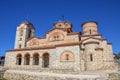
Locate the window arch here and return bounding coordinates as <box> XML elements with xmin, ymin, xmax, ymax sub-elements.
<box><xmin>16</xmin><ymin>54</ymin><xmax>22</xmax><ymax>65</ymax></box>
<box><xmin>42</xmin><ymin>53</ymin><xmax>49</xmax><ymax>68</ymax></box>
<box><xmin>53</xmin><ymin>35</ymin><xmax>60</xmax><ymax>41</ymax></box>
<box><xmin>19</xmin><ymin>44</ymin><xmax>21</xmax><ymax>48</ymax></box>
<box><xmin>19</xmin><ymin>30</ymin><xmax>23</xmax><ymax>36</ymax></box>
<box><xmin>24</xmin><ymin>53</ymin><xmax>30</xmax><ymax>65</ymax></box>
<box><xmin>89</xmin><ymin>29</ymin><xmax>92</xmax><ymax>34</ymax></box>
<box><xmin>33</xmin><ymin>53</ymin><xmax>39</xmax><ymax>65</ymax></box>
<box><xmin>60</xmin><ymin>50</ymin><xmax>75</xmax><ymax>61</ymax></box>
<box><xmin>48</xmin><ymin>32</ymin><xmax>65</xmax><ymax>41</ymax></box>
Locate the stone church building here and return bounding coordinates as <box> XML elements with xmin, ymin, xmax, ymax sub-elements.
<box><xmin>5</xmin><ymin>20</ymin><xmax>115</xmax><ymax>72</ymax></box>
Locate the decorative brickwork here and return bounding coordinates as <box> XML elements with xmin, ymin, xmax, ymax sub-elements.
<box><xmin>5</xmin><ymin>20</ymin><xmax>115</xmax><ymax>72</ymax></box>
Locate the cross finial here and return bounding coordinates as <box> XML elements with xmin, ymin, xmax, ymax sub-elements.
<box><xmin>25</xmin><ymin>14</ymin><xmax>29</xmax><ymax>21</ymax></box>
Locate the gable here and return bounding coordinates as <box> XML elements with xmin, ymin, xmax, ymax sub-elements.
<box><xmin>27</xmin><ymin>37</ymin><xmax>39</xmax><ymax>46</ymax></box>
<box><xmin>46</xmin><ymin>29</ymin><xmax>67</xmax><ymax>41</ymax></box>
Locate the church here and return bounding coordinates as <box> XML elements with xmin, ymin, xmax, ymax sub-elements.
<box><xmin>5</xmin><ymin>20</ymin><xmax>115</xmax><ymax>72</ymax></box>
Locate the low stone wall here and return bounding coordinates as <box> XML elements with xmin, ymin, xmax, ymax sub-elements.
<box><xmin>118</xmin><ymin>63</ymin><xmax>120</xmax><ymax>71</ymax></box>
<box><xmin>108</xmin><ymin>73</ymin><xmax>120</xmax><ymax>80</ymax></box>
<box><xmin>4</xmin><ymin>70</ymin><xmax>102</xmax><ymax>80</ymax></box>
<box><xmin>3</xmin><ymin>70</ymin><xmax>120</xmax><ymax>80</ymax></box>
<box><xmin>0</xmin><ymin>66</ymin><xmax>6</xmax><ymax>78</ymax></box>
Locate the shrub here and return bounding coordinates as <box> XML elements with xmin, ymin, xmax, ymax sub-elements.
<box><xmin>0</xmin><ymin>78</ymin><xmax>6</xmax><ymax>80</ymax></box>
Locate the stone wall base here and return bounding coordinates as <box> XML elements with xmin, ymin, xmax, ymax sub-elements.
<box><xmin>4</xmin><ymin>70</ymin><xmax>101</xmax><ymax>80</ymax></box>
<box><xmin>0</xmin><ymin>66</ymin><xmax>6</xmax><ymax>78</ymax></box>
<box><xmin>3</xmin><ymin>70</ymin><xmax>120</xmax><ymax>80</ymax></box>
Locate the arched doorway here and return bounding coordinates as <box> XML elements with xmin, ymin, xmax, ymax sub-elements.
<box><xmin>24</xmin><ymin>53</ymin><xmax>30</xmax><ymax>65</ymax></box>
<box><xmin>42</xmin><ymin>53</ymin><xmax>49</xmax><ymax>68</ymax></box>
<box><xmin>33</xmin><ymin>53</ymin><xmax>39</xmax><ymax>65</ymax></box>
<box><xmin>16</xmin><ymin>54</ymin><xmax>22</xmax><ymax>65</ymax></box>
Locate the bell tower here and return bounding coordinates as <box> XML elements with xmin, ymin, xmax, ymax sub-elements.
<box><xmin>81</xmin><ymin>21</ymin><xmax>98</xmax><ymax>35</ymax></box>
<box><xmin>14</xmin><ymin>21</ymin><xmax>35</xmax><ymax>49</ymax></box>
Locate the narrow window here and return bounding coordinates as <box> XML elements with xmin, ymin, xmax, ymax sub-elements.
<box><xmin>16</xmin><ymin>54</ymin><xmax>22</xmax><ymax>65</ymax></box>
<box><xmin>54</xmin><ymin>36</ymin><xmax>56</xmax><ymax>40</ymax></box>
<box><xmin>89</xmin><ymin>29</ymin><xmax>92</xmax><ymax>34</ymax></box>
<box><xmin>66</xmin><ymin>54</ymin><xmax>69</xmax><ymax>60</ymax></box>
<box><xmin>54</xmin><ymin>35</ymin><xmax>59</xmax><ymax>41</ymax></box>
<box><xmin>18</xmin><ymin>57</ymin><xmax>22</xmax><ymax>65</ymax></box>
<box><xmin>90</xmin><ymin>54</ymin><xmax>93</xmax><ymax>61</ymax></box>
<box><xmin>20</xmin><ymin>30</ymin><xmax>23</xmax><ymax>36</ymax></box>
<box><xmin>33</xmin><ymin>42</ymin><xmax>36</xmax><ymax>45</ymax></box>
<box><xmin>59</xmin><ymin>24</ymin><xmax>62</xmax><ymax>27</ymax></box>
<box><xmin>28</xmin><ymin>30</ymin><xmax>32</xmax><ymax>38</ymax></box>
<box><xmin>19</xmin><ymin>44</ymin><xmax>21</xmax><ymax>48</ymax></box>
<box><xmin>20</xmin><ymin>38</ymin><xmax>22</xmax><ymax>41</ymax></box>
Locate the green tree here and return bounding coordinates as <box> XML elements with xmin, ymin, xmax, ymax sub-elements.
<box><xmin>114</xmin><ymin>52</ymin><xmax>120</xmax><ymax>60</ymax></box>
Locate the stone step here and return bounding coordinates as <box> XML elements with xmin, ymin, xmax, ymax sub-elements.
<box><xmin>39</xmin><ymin>68</ymin><xmax>77</xmax><ymax>74</ymax></box>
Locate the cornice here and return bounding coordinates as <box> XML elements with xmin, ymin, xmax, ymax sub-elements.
<box><xmin>83</xmin><ymin>41</ymin><xmax>99</xmax><ymax>45</ymax></box>
<box><xmin>6</xmin><ymin>42</ymin><xmax>81</xmax><ymax>52</ymax></box>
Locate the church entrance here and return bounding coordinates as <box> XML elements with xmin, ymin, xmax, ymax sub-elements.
<box><xmin>42</xmin><ymin>53</ymin><xmax>49</xmax><ymax>68</ymax></box>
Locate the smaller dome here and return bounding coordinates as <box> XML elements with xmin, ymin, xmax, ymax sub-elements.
<box><xmin>53</xmin><ymin>20</ymin><xmax>72</xmax><ymax>29</ymax></box>
<box><xmin>19</xmin><ymin>21</ymin><xmax>33</xmax><ymax>26</ymax></box>
<box><xmin>81</xmin><ymin>20</ymin><xmax>98</xmax><ymax>27</ymax></box>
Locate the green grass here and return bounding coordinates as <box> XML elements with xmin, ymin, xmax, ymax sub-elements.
<box><xmin>0</xmin><ymin>78</ymin><xmax>6</xmax><ymax>80</ymax></box>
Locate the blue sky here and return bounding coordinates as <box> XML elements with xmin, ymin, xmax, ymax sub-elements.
<box><xmin>0</xmin><ymin>0</ymin><xmax>120</xmax><ymax>55</ymax></box>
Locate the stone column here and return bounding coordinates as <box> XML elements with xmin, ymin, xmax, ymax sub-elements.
<box><xmin>30</xmin><ymin>57</ymin><xmax>33</xmax><ymax>65</ymax></box>
<box><xmin>21</xmin><ymin>57</ymin><xmax>24</xmax><ymax>65</ymax></box>
<box><xmin>39</xmin><ymin>56</ymin><xmax>42</xmax><ymax>68</ymax></box>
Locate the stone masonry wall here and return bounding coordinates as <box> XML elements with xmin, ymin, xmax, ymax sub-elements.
<box><xmin>3</xmin><ymin>70</ymin><xmax>120</xmax><ymax>80</ymax></box>
<box><xmin>5</xmin><ymin>45</ymin><xmax>81</xmax><ymax>72</ymax></box>
<box><xmin>3</xmin><ymin>70</ymin><xmax>102</xmax><ymax>80</ymax></box>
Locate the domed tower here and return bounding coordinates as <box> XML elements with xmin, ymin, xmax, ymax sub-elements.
<box><xmin>81</xmin><ymin>21</ymin><xmax>98</xmax><ymax>35</ymax></box>
<box><xmin>53</xmin><ymin>20</ymin><xmax>72</xmax><ymax>33</ymax></box>
<box><xmin>14</xmin><ymin>21</ymin><xmax>35</xmax><ymax>49</ymax></box>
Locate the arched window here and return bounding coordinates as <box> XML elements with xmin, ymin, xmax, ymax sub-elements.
<box><xmin>20</xmin><ymin>38</ymin><xmax>22</xmax><ymax>41</ymax></box>
<box><xmin>24</xmin><ymin>53</ymin><xmax>30</xmax><ymax>65</ymax></box>
<box><xmin>48</xmin><ymin>32</ymin><xmax>65</xmax><ymax>41</ymax></box>
<box><xmin>60</xmin><ymin>50</ymin><xmax>75</xmax><ymax>61</ymax></box>
<box><xmin>19</xmin><ymin>44</ymin><xmax>21</xmax><ymax>48</ymax></box>
<box><xmin>42</xmin><ymin>53</ymin><xmax>49</xmax><ymax>68</ymax></box>
<box><xmin>89</xmin><ymin>29</ymin><xmax>92</xmax><ymax>34</ymax></box>
<box><xmin>33</xmin><ymin>53</ymin><xmax>39</xmax><ymax>65</ymax></box>
<box><xmin>28</xmin><ymin>30</ymin><xmax>32</xmax><ymax>38</ymax></box>
<box><xmin>19</xmin><ymin>30</ymin><xmax>23</xmax><ymax>36</ymax></box>
<box><xmin>90</xmin><ymin>54</ymin><xmax>93</xmax><ymax>61</ymax></box>
<box><xmin>16</xmin><ymin>54</ymin><xmax>22</xmax><ymax>65</ymax></box>
<box><xmin>53</xmin><ymin>35</ymin><xmax>60</xmax><ymax>41</ymax></box>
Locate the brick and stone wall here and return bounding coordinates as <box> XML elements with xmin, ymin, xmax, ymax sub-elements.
<box><xmin>5</xmin><ymin>45</ymin><xmax>81</xmax><ymax>72</ymax></box>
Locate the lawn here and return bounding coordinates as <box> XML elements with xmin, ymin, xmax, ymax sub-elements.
<box><xmin>0</xmin><ymin>78</ymin><xmax>6</xmax><ymax>80</ymax></box>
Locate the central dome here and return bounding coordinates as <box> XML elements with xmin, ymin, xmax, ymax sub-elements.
<box><xmin>53</xmin><ymin>20</ymin><xmax>72</xmax><ymax>29</ymax></box>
